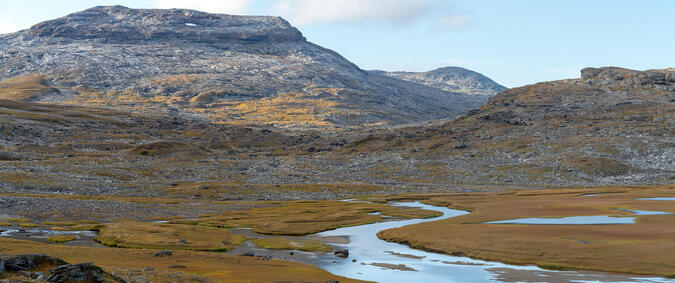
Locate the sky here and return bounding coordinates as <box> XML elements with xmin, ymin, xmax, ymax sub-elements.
<box><xmin>0</xmin><ymin>0</ymin><xmax>673</xmax><ymax>87</ymax></box>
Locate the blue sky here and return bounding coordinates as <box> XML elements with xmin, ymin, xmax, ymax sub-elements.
<box><xmin>1</xmin><ymin>0</ymin><xmax>673</xmax><ymax>87</ymax></box>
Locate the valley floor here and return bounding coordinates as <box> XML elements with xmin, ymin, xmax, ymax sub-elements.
<box><xmin>1</xmin><ymin>184</ymin><xmax>673</xmax><ymax>282</ymax></box>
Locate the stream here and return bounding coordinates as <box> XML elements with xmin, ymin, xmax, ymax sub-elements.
<box><xmin>312</xmin><ymin>201</ymin><xmax>673</xmax><ymax>283</ymax></box>
<box><xmin>1</xmin><ymin>201</ymin><xmax>673</xmax><ymax>282</ymax></box>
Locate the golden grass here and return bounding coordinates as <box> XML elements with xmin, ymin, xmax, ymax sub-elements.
<box><xmin>0</xmin><ymin>74</ymin><xmax>57</xmax><ymax>101</ymax></box>
<box><xmin>43</xmin><ymin>221</ymin><xmax>78</xmax><ymax>226</ymax></box>
<box><xmin>0</xmin><ymin>237</ymin><xmax>364</xmax><ymax>283</ymax></box>
<box><xmin>164</xmin><ymin>182</ymin><xmax>386</xmax><ymax>199</ymax></box>
<box><xmin>18</xmin><ymin>223</ymin><xmax>42</xmax><ymax>228</ymax></box>
<box><xmin>47</xmin><ymin>235</ymin><xmax>77</xmax><ymax>244</ymax></box>
<box><xmin>377</xmin><ymin>185</ymin><xmax>675</xmax><ymax>276</ymax></box>
<box><xmin>562</xmin><ymin>157</ymin><xmax>632</xmax><ymax>177</ymax></box>
<box><xmin>4</xmin><ymin>218</ymin><xmax>30</xmax><ymax>222</ymax></box>
<box><xmin>251</xmin><ymin>238</ymin><xmax>333</xmax><ymax>252</ymax></box>
<box><xmin>171</xmin><ymin>200</ymin><xmax>441</xmax><ymax>235</ymax></box>
<box><xmin>96</xmin><ymin>222</ymin><xmax>246</xmax><ymax>252</ymax></box>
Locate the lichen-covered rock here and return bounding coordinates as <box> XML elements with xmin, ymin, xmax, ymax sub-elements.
<box><xmin>47</xmin><ymin>262</ymin><xmax>126</xmax><ymax>283</ymax></box>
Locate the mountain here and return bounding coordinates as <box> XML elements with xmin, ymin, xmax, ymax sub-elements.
<box><xmin>0</xmin><ymin>5</ymin><xmax>488</xmax><ymax>129</ymax></box>
<box><xmin>373</xmin><ymin>67</ymin><xmax>507</xmax><ymax>97</ymax></box>
<box><xmin>334</xmin><ymin>67</ymin><xmax>674</xmax><ymax>186</ymax></box>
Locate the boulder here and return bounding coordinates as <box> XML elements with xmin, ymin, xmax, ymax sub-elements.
<box><xmin>0</xmin><ymin>257</ymin><xmax>4</xmax><ymax>274</ymax></box>
<box><xmin>153</xmin><ymin>251</ymin><xmax>172</xmax><ymax>257</ymax></box>
<box><xmin>333</xmin><ymin>249</ymin><xmax>349</xmax><ymax>258</ymax></box>
<box><xmin>47</xmin><ymin>262</ymin><xmax>108</xmax><ymax>283</ymax></box>
<box><xmin>3</xmin><ymin>254</ymin><xmax>66</xmax><ymax>272</ymax></box>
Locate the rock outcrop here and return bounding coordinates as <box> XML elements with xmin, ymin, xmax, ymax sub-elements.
<box><xmin>0</xmin><ymin>254</ymin><xmax>125</xmax><ymax>283</ymax></box>
<box><xmin>47</xmin><ymin>262</ymin><xmax>124</xmax><ymax>283</ymax></box>
<box><xmin>581</xmin><ymin>67</ymin><xmax>675</xmax><ymax>88</ymax></box>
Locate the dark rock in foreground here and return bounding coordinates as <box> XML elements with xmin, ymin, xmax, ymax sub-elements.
<box><xmin>0</xmin><ymin>254</ymin><xmax>125</xmax><ymax>283</ymax></box>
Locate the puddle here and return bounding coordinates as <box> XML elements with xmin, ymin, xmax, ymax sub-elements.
<box><xmin>619</xmin><ymin>209</ymin><xmax>671</xmax><ymax>216</ymax></box>
<box><xmin>486</xmin><ymin>208</ymin><xmax>672</xmax><ymax>225</ymax></box>
<box><xmin>638</xmin><ymin>197</ymin><xmax>675</xmax><ymax>201</ymax></box>
<box><xmin>486</xmin><ymin>215</ymin><xmax>636</xmax><ymax>225</ymax></box>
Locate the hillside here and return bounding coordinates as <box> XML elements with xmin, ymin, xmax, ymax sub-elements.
<box><xmin>374</xmin><ymin>67</ymin><xmax>507</xmax><ymax>97</ymax></box>
<box><xmin>335</xmin><ymin>67</ymin><xmax>674</xmax><ymax>186</ymax></box>
<box><xmin>0</xmin><ymin>5</ymin><xmax>489</xmax><ymax>129</ymax></box>
<box><xmin>1</xmin><ymin>67</ymin><xmax>671</xmax><ymax>199</ymax></box>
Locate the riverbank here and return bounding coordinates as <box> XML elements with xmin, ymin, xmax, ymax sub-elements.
<box><xmin>376</xmin><ymin>184</ymin><xmax>675</xmax><ymax>277</ymax></box>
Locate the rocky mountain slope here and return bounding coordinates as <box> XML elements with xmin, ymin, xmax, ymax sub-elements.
<box><xmin>0</xmin><ymin>5</ymin><xmax>489</xmax><ymax>129</ymax></box>
<box><xmin>1</xmin><ymin>67</ymin><xmax>671</xmax><ymax>199</ymax></box>
<box><xmin>336</xmin><ymin>67</ymin><xmax>674</xmax><ymax>186</ymax></box>
<box><xmin>374</xmin><ymin>67</ymin><xmax>507</xmax><ymax>97</ymax></box>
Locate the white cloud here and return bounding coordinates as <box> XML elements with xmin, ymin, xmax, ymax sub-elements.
<box><xmin>272</xmin><ymin>0</ymin><xmax>430</xmax><ymax>26</ymax></box>
<box><xmin>0</xmin><ymin>20</ymin><xmax>19</xmax><ymax>34</ymax></box>
<box><xmin>153</xmin><ymin>0</ymin><xmax>253</xmax><ymax>14</ymax></box>
<box><xmin>436</xmin><ymin>14</ymin><xmax>471</xmax><ymax>29</ymax></box>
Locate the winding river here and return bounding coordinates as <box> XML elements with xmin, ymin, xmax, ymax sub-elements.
<box><xmin>1</xmin><ymin>201</ymin><xmax>672</xmax><ymax>282</ymax></box>
<box><xmin>313</xmin><ymin>202</ymin><xmax>672</xmax><ymax>283</ymax></box>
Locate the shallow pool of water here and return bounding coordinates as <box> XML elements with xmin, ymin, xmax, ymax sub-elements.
<box><xmin>638</xmin><ymin>197</ymin><xmax>675</xmax><ymax>201</ymax></box>
<box><xmin>619</xmin><ymin>209</ymin><xmax>671</xmax><ymax>216</ymax></box>
<box><xmin>486</xmin><ymin>215</ymin><xmax>636</xmax><ymax>225</ymax></box>
<box><xmin>312</xmin><ymin>202</ymin><xmax>668</xmax><ymax>283</ymax></box>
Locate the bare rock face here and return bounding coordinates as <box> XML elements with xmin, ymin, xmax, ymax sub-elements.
<box><xmin>26</xmin><ymin>5</ymin><xmax>304</xmax><ymax>46</ymax></box>
<box><xmin>0</xmin><ymin>5</ymin><xmax>488</xmax><ymax>128</ymax></box>
<box><xmin>373</xmin><ymin>67</ymin><xmax>507</xmax><ymax>97</ymax></box>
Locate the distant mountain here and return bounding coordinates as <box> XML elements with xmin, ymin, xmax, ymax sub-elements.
<box><xmin>0</xmin><ymin>5</ymin><xmax>486</xmax><ymax>129</ymax></box>
<box><xmin>373</xmin><ymin>67</ymin><xmax>507</xmax><ymax>97</ymax></box>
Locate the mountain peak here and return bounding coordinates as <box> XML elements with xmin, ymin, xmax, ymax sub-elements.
<box><xmin>21</xmin><ymin>5</ymin><xmax>305</xmax><ymax>45</ymax></box>
<box><xmin>375</xmin><ymin>66</ymin><xmax>507</xmax><ymax>97</ymax></box>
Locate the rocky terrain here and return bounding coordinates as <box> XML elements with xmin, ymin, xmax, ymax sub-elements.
<box><xmin>374</xmin><ymin>67</ymin><xmax>507</xmax><ymax>97</ymax></box>
<box><xmin>0</xmin><ymin>5</ymin><xmax>489</xmax><ymax>129</ymax></box>
<box><xmin>0</xmin><ymin>67</ymin><xmax>671</xmax><ymax>204</ymax></box>
<box><xmin>338</xmin><ymin>67</ymin><xmax>674</xmax><ymax>186</ymax></box>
